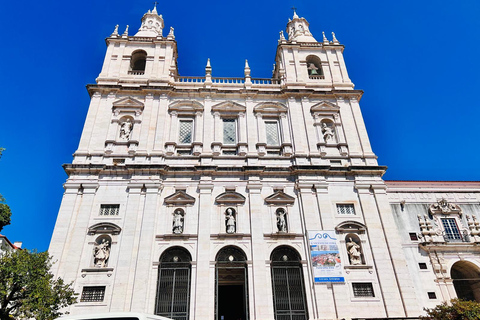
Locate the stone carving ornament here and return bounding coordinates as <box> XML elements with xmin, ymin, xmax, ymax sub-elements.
<box><xmin>172</xmin><ymin>209</ymin><xmax>184</xmax><ymax>234</ymax></box>
<box><xmin>321</xmin><ymin>122</ymin><xmax>335</xmax><ymax>143</ymax></box>
<box><xmin>429</xmin><ymin>198</ymin><xmax>462</xmax><ymax>215</ymax></box>
<box><xmin>225</xmin><ymin>208</ymin><xmax>236</xmax><ymax>234</ymax></box>
<box><xmin>94</xmin><ymin>238</ymin><xmax>111</xmax><ymax>267</ymax></box>
<box><xmin>120</xmin><ymin>118</ymin><xmax>133</xmax><ymax>140</ymax></box>
<box><xmin>276</xmin><ymin>208</ymin><xmax>287</xmax><ymax>232</ymax></box>
<box><xmin>346</xmin><ymin>237</ymin><xmax>362</xmax><ymax>265</ymax></box>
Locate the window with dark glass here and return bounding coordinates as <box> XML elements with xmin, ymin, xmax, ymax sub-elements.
<box><xmin>419</xmin><ymin>263</ymin><xmax>428</xmax><ymax>270</ymax></box>
<box><xmin>428</xmin><ymin>292</ymin><xmax>437</xmax><ymax>299</ymax></box>
<box><xmin>265</xmin><ymin>121</ymin><xmax>280</xmax><ymax>146</ymax></box>
<box><xmin>100</xmin><ymin>204</ymin><xmax>120</xmax><ymax>216</ymax></box>
<box><xmin>442</xmin><ymin>218</ymin><xmax>462</xmax><ymax>241</ymax></box>
<box><xmin>80</xmin><ymin>286</ymin><xmax>106</xmax><ymax>302</ymax></box>
<box><xmin>352</xmin><ymin>283</ymin><xmax>374</xmax><ymax>297</ymax></box>
<box><xmin>178</xmin><ymin>120</ymin><xmax>193</xmax><ymax>144</ymax></box>
<box><xmin>336</xmin><ymin>204</ymin><xmax>355</xmax><ymax>215</ymax></box>
<box><xmin>223</xmin><ymin>118</ymin><xmax>237</xmax><ymax>144</ymax></box>
<box><xmin>409</xmin><ymin>232</ymin><xmax>418</xmax><ymax>241</ymax></box>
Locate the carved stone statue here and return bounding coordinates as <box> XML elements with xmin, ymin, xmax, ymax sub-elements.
<box><xmin>120</xmin><ymin>118</ymin><xmax>133</xmax><ymax>140</ymax></box>
<box><xmin>173</xmin><ymin>209</ymin><xmax>184</xmax><ymax>234</ymax></box>
<box><xmin>276</xmin><ymin>209</ymin><xmax>287</xmax><ymax>232</ymax></box>
<box><xmin>308</xmin><ymin>63</ymin><xmax>319</xmax><ymax>75</ymax></box>
<box><xmin>94</xmin><ymin>238</ymin><xmax>111</xmax><ymax>267</ymax></box>
<box><xmin>322</xmin><ymin>122</ymin><xmax>335</xmax><ymax>143</ymax></box>
<box><xmin>346</xmin><ymin>237</ymin><xmax>362</xmax><ymax>265</ymax></box>
<box><xmin>225</xmin><ymin>208</ymin><xmax>236</xmax><ymax>234</ymax></box>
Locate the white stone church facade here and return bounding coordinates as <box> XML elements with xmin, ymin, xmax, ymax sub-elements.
<box><xmin>49</xmin><ymin>6</ymin><xmax>480</xmax><ymax>320</ymax></box>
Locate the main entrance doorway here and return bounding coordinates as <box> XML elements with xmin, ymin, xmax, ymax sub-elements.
<box><xmin>215</xmin><ymin>246</ymin><xmax>249</xmax><ymax>320</ymax></box>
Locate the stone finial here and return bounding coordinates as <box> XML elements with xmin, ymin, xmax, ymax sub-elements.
<box><xmin>205</xmin><ymin>58</ymin><xmax>212</xmax><ymax>76</ymax></box>
<box><xmin>152</xmin><ymin>1</ymin><xmax>158</xmax><ymax>14</ymax></box>
<box><xmin>322</xmin><ymin>31</ymin><xmax>329</xmax><ymax>44</ymax></box>
<box><xmin>122</xmin><ymin>25</ymin><xmax>129</xmax><ymax>37</ymax></box>
<box><xmin>279</xmin><ymin>30</ymin><xmax>285</xmax><ymax>41</ymax></box>
<box><xmin>111</xmin><ymin>25</ymin><xmax>119</xmax><ymax>36</ymax></box>
<box><xmin>167</xmin><ymin>26</ymin><xmax>175</xmax><ymax>39</ymax></box>
<box><xmin>244</xmin><ymin>59</ymin><xmax>251</xmax><ymax>77</ymax></box>
<box><xmin>332</xmin><ymin>32</ymin><xmax>339</xmax><ymax>44</ymax></box>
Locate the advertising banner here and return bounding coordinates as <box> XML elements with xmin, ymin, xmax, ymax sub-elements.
<box><xmin>308</xmin><ymin>231</ymin><xmax>345</xmax><ymax>283</ymax></box>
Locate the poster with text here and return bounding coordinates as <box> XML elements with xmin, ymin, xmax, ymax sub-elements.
<box><xmin>308</xmin><ymin>231</ymin><xmax>345</xmax><ymax>283</ymax></box>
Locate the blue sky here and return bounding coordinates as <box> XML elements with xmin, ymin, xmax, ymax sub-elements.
<box><xmin>0</xmin><ymin>0</ymin><xmax>479</xmax><ymax>251</ymax></box>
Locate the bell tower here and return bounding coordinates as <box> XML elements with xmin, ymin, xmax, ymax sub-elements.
<box><xmin>274</xmin><ymin>11</ymin><xmax>353</xmax><ymax>90</ymax></box>
<box><xmin>96</xmin><ymin>5</ymin><xmax>177</xmax><ymax>86</ymax></box>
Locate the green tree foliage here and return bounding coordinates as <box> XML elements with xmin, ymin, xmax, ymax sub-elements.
<box><xmin>0</xmin><ymin>148</ymin><xmax>10</xmax><ymax>233</ymax></box>
<box><xmin>0</xmin><ymin>196</ymin><xmax>11</xmax><ymax>233</ymax></box>
<box><xmin>421</xmin><ymin>299</ymin><xmax>480</xmax><ymax>320</ymax></box>
<box><xmin>0</xmin><ymin>250</ymin><xmax>77</xmax><ymax>320</ymax></box>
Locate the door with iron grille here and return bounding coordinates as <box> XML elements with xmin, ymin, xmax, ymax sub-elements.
<box><xmin>215</xmin><ymin>246</ymin><xmax>249</xmax><ymax>320</ymax></box>
<box><xmin>271</xmin><ymin>246</ymin><xmax>308</xmax><ymax>320</ymax></box>
<box><xmin>155</xmin><ymin>247</ymin><xmax>192</xmax><ymax>320</ymax></box>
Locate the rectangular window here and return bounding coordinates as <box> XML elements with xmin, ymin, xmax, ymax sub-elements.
<box><xmin>223</xmin><ymin>118</ymin><xmax>237</xmax><ymax>145</ymax></box>
<box><xmin>352</xmin><ymin>283</ymin><xmax>375</xmax><ymax>297</ymax></box>
<box><xmin>409</xmin><ymin>232</ymin><xmax>418</xmax><ymax>241</ymax></box>
<box><xmin>178</xmin><ymin>120</ymin><xmax>193</xmax><ymax>144</ymax></box>
<box><xmin>100</xmin><ymin>204</ymin><xmax>119</xmax><ymax>216</ymax></box>
<box><xmin>265</xmin><ymin>121</ymin><xmax>280</xmax><ymax>146</ymax></box>
<box><xmin>442</xmin><ymin>218</ymin><xmax>462</xmax><ymax>241</ymax></box>
<box><xmin>428</xmin><ymin>292</ymin><xmax>437</xmax><ymax>299</ymax></box>
<box><xmin>336</xmin><ymin>204</ymin><xmax>355</xmax><ymax>215</ymax></box>
<box><xmin>80</xmin><ymin>286</ymin><xmax>105</xmax><ymax>302</ymax></box>
<box><xmin>419</xmin><ymin>263</ymin><xmax>428</xmax><ymax>270</ymax></box>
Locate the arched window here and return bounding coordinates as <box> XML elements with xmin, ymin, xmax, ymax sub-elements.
<box><xmin>451</xmin><ymin>261</ymin><xmax>480</xmax><ymax>302</ymax></box>
<box><xmin>306</xmin><ymin>55</ymin><xmax>324</xmax><ymax>79</ymax></box>
<box><xmin>130</xmin><ymin>50</ymin><xmax>147</xmax><ymax>75</ymax></box>
<box><xmin>155</xmin><ymin>247</ymin><xmax>192</xmax><ymax>320</ymax></box>
<box><xmin>215</xmin><ymin>246</ymin><xmax>249</xmax><ymax>320</ymax></box>
<box><xmin>270</xmin><ymin>246</ymin><xmax>308</xmax><ymax>320</ymax></box>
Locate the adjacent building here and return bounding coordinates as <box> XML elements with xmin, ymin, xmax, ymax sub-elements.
<box><xmin>49</xmin><ymin>6</ymin><xmax>480</xmax><ymax>320</ymax></box>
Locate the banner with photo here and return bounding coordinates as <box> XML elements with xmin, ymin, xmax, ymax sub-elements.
<box><xmin>308</xmin><ymin>231</ymin><xmax>345</xmax><ymax>283</ymax></box>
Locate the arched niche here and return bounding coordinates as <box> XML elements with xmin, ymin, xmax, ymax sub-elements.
<box><xmin>451</xmin><ymin>260</ymin><xmax>480</xmax><ymax>302</ymax></box>
<box><xmin>345</xmin><ymin>233</ymin><xmax>365</xmax><ymax>265</ymax></box>
<box><xmin>306</xmin><ymin>55</ymin><xmax>324</xmax><ymax>78</ymax></box>
<box><xmin>130</xmin><ymin>50</ymin><xmax>147</xmax><ymax>73</ymax></box>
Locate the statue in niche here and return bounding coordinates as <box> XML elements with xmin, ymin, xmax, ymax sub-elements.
<box><xmin>276</xmin><ymin>208</ymin><xmax>287</xmax><ymax>232</ymax></box>
<box><xmin>225</xmin><ymin>208</ymin><xmax>236</xmax><ymax>234</ymax></box>
<box><xmin>321</xmin><ymin>122</ymin><xmax>335</xmax><ymax>143</ymax></box>
<box><xmin>308</xmin><ymin>63</ymin><xmax>319</xmax><ymax>75</ymax></box>
<box><xmin>346</xmin><ymin>237</ymin><xmax>362</xmax><ymax>265</ymax></box>
<box><xmin>94</xmin><ymin>238</ymin><xmax>111</xmax><ymax>267</ymax></box>
<box><xmin>120</xmin><ymin>118</ymin><xmax>133</xmax><ymax>140</ymax></box>
<box><xmin>172</xmin><ymin>209</ymin><xmax>184</xmax><ymax>234</ymax></box>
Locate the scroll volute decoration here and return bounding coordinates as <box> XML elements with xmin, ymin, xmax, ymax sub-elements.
<box><xmin>429</xmin><ymin>199</ymin><xmax>462</xmax><ymax>216</ymax></box>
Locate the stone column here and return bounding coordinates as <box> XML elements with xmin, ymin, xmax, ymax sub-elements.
<box><xmin>247</xmin><ymin>177</ymin><xmax>275</xmax><ymax>320</ymax></box>
<box><xmin>131</xmin><ymin>183</ymin><xmax>162</xmax><ymax>312</ymax></box>
<box><xmin>238</xmin><ymin>112</ymin><xmax>248</xmax><ymax>156</ymax></box>
<box><xmin>194</xmin><ymin>177</ymin><xmax>215</xmax><ymax>319</ymax></box>
<box><xmin>255</xmin><ymin>113</ymin><xmax>266</xmax><ymax>156</ymax></box>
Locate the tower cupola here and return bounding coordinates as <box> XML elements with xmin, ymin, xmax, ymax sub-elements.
<box><xmin>286</xmin><ymin>11</ymin><xmax>317</xmax><ymax>43</ymax></box>
<box><xmin>134</xmin><ymin>5</ymin><xmax>164</xmax><ymax>37</ymax></box>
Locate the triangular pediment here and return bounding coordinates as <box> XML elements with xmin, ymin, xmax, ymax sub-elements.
<box><xmin>335</xmin><ymin>221</ymin><xmax>366</xmax><ymax>233</ymax></box>
<box><xmin>215</xmin><ymin>191</ymin><xmax>246</xmax><ymax>205</ymax></box>
<box><xmin>112</xmin><ymin>96</ymin><xmax>144</xmax><ymax>109</ymax></box>
<box><xmin>254</xmin><ymin>102</ymin><xmax>288</xmax><ymax>114</ymax></box>
<box><xmin>168</xmin><ymin>100</ymin><xmax>204</xmax><ymax>113</ymax></box>
<box><xmin>310</xmin><ymin>101</ymin><xmax>340</xmax><ymax>113</ymax></box>
<box><xmin>88</xmin><ymin>222</ymin><xmax>122</xmax><ymax>235</ymax></box>
<box><xmin>164</xmin><ymin>190</ymin><xmax>196</xmax><ymax>205</ymax></box>
<box><xmin>265</xmin><ymin>190</ymin><xmax>295</xmax><ymax>205</ymax></box>
<box><xmin>212</xmin><ymin>101</ymin><xmax>246</xmax><ymax>113</ymax></box>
